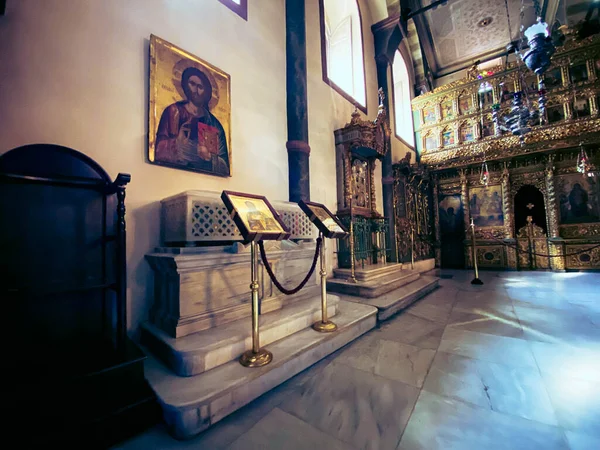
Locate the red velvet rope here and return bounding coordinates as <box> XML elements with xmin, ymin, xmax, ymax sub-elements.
<box><xmin>258</xmin><ymin>238</ymin><xmax>322</xmax><ymax>295</ymax></box>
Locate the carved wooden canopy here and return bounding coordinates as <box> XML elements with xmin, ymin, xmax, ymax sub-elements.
<box><xmin>334</xmin><ymin>90</ymin><xmax>391</xmax><ymax>159</ymax></box>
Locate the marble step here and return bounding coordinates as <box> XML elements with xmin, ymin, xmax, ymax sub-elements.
<box><xmin>411</xmin><ymin>258</ymin><xmax>436</xmax><ymax>274</ymax></box>
<box><xmin>327</xmin><ymin>270</ymin><xmax>421</xmax><ymax>298</ymax></box>
<box><xmin>141</xmin><ymin>294</ymin><xmax>339</xmax><ymax>377</ymax></box>
<box><xmin>143</xmin><ymin>300</ymin><xmax>377</xmax><ymax>440</ymax></box>
<box><xmin>336</xmin><ymin>275</ymin><xmax>440</xmax><ymax>321</ymax></box>
<box><xmin>332</xmin><ymin>262</ymin><xmax>403</xmax><ymax>282</ymax></box>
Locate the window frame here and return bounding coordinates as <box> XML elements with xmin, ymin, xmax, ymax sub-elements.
<box><xmin>218</xmin><ymin>0</ymin><xmax>247</xmax><ymax>21</ymax></box>
<box><xmin>318</xmin><ymin>0</ymin><xmax>367</xmax><ymax>113</ymax></box>
<box><xmin>391</xmin><ymin>50</ymin><xmax>415</xmax><ymax>148</ymax></box>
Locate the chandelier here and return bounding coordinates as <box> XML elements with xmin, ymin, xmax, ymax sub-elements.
<box><xmin>490</xmin><ymin>0</ymin><xmax>556</xmax><ymax>143</ymax></box>
<box><xmin>493</xmin><ymin>91</ymin><xmax>540</xmax><ymax>145</ymax></box>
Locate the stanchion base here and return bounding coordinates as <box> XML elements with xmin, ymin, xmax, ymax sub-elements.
<box><xmin>471</xmin><ymin>278</ymin><xmax>484</xmax><ymax>285</ymax></box>
<box><xmin>239</xmin><ymin>349</ymin><xmax>273</xmax><ymax>368</ymax></box>
<box><xmin>312</xmin><ymin>320</ymin><xmax>338</xmax><ymax>333</ymax></box>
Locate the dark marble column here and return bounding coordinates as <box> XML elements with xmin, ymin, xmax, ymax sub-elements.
<box><xmin>376</xmin><ymin>55</ymin><xmax>398</xmax><ymax>262</ymax></box>
<box><xmin>286</xmin><ymin>0</ymin><xmax>310</xmax><ymax>202</ymax></box>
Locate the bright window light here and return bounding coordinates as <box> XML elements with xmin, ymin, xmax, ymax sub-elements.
<box><xmin>392</xmin><ymin>50</ymin><xmax>415</xmax><ymax>146</ymax></box>
<box><xmin>323</xmin><ymin>0</ymin><xmax>366</xmax><ymax>107</ymax></box>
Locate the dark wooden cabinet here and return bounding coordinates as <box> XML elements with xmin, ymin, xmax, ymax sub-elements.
<box><xmin>0</xmin><ymin>144</ymin><xmax>159</xmax><ymax>447</ymax></box>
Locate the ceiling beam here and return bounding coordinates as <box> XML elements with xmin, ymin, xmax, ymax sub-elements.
<box><xmin>543</xmin><ymin>0</ymin><xmax>561</xmax><ymax>25</ymax></box>
<box><xmin>403</xmin><ymin>0</ymin><xmax>450</xmax><ymax>20</ymax></box>
<box><xmin>411</xmin><ymin>12</ymin><xmax>438</xmax><ymax>75</ymax></box>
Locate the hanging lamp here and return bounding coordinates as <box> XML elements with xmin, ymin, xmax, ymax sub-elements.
<box><xmin>521</xmin><ymin>0</ymin><xmax>556</xmax><ymax>75</ymax></box>
<box><xmin>577</xmin><ymin>142</ymin><xmax>595</xmax><ymax>178</ymax></box>
<box><xmin>480</xmin><ymin>159</ymin><xmax>490</xmax><ymax>186</ymax></box>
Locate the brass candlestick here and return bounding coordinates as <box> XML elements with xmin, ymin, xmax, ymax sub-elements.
<box><xmin>312</xmin><ymin>233</ymin><xmax>337</xmax><ymax>333</ymax></box>
<box><xmin>239</xmin><ymin>241</ymin><xmax>273</xmax><ymax>367</ymax></box>
<box><xmin>470</xmin><ymin>218</ymin><xmax>484</xmax><ymax>285</ymax></box>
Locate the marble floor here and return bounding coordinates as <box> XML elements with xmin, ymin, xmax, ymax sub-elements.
<box><xmin>115</xmin><ymin>270</ymin><xmax>600</xmax><ymax>450</ymax></box>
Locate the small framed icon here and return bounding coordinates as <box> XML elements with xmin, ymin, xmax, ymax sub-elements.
<box><xmin>298</xmin><ymin>200</ymin><xmax>348</xmax><ymax>239</ymax></box>
<box><xmin>221</xmin><ymin>191</ymin><xmax>291</xmax><ymax>242</ymax></box>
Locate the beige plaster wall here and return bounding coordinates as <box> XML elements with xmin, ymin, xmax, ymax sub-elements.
<box><xmin>0</xmin><ymin>0</ymin><xmax>383</xmax><ymax>335</ymax></box>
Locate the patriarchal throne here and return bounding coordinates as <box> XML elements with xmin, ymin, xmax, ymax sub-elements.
<box><xmin>326</xmin><ymin>105</ymin><xmax>438</xmax><ymax>320</ymax></box>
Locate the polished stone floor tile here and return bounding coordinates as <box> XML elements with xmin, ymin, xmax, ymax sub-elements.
<box><xmin>423</xmin><ymin>351</ymin><xmax>558</xmax><ymax>426</ymax></box>
<box><xmin>404</xmin><ymin>301</ymin><xmax>453</xmax><ymax>324</ymax></box>
<box><xmin>446</xmin><ymin>307</ymin><xmax>524</xmax><ymax>338</ymax></box>
<box><xmin>374</xmin><ymin>340</ymin><xmax>436</xmax><ymax>388</ymax></box>
<box><xmin>565</xmin><ymin>430</ymin><xmax>600</xmax><ymax>450</ymax></box>
<box><xmin>398</xmin><ymin>390</ymin><xmax>569</xmax><ymax>450</ymax></box>
<box><xmin>116</xmin><ymin>270</ymin><xmax>600</xmax><ymax>450</ymax></box>
<box><xmin>422</xmin><ymin>352</ymin><xmax>492</xmax><ymax>409</ymax></box>
<box><xmin>333</xmin><ymin>332</ymin><xmax>380</xmax><ymax>374</ymax></box>
<box><xmin>329</xmin><ymin>329</ymin><xmax>436</xmax><ymax>387</ymax></box>
<box><xmin>454</xmin><ymin>289</ymin><xmax>513</xmax><ymax>305</ymax></box>
<box><xmin>280</xmin><ymin>362</ymin><xmax>420</xmax><ymax>450</ymax></box>
<box><xmin>515</xmin><ymin>305</ymin><xmax>600</xmax><ymax>349</ymax></box>
<box><xmin>438</xmin><ymin>328</ymin><xmax>538</xmax><ymax>368</ymax></box>
<box><xmin>374</xmin><ymin>312</ymin><xmax>445</xmax><ymax>349</ymax></box>
<box><xmin>227</xmin><ymin>408</ymin><xmax>353</xmax><ymax>450</ymax></box>
<box><xmin>416</xmin><ymin>287</ymin><xmax>458</xmax><ymax>304</ymax></box>
<box><xmin>529</xmin><ymin>340</ymin><xmax>600</xmax><ymax>383</ymax></box>
<box><xmin>405</xmin><ymin>291</ymin><xmax>457</xmax><ymax>324</ymax></box>
<box><xmin>542</xmin><ymin>373</ymin><xmax>600</xmax><ymax>437</ymax></box>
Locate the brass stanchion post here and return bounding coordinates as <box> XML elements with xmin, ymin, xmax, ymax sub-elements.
<box><xmin>526</xmin><ymin>216</ymin><xmax>536</xmax><ymax>270</ymax></box>
<box><xmin>346</xmin><ymin>214</ymin><xmax>357</xmax><ymax>283</ymax></box>
<box><xmin>410</xmin><ymin>225</ymin><xmax>415</xmax><ymax>270</ymax></box>
<box><xmin>312</xmin><ymin>233</ymin><xmax>337</xmax><ymax>333</ymax></box>
<box><xmin>239</xmin><ymin>241</ymin><xmax>273</xmax><ymax>367</ymax></box>
<box><xmin>470</xmin><ymin>218</ymin><xmax>484</xmax><ymax>285</ymax></box>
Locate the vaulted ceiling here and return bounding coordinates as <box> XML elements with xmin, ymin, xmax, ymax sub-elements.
<box><xmin>417</xmin><ymin>0</ymin><xmax>536</xmax><ymax>76</ymax></box>
<box><xmin>367</xmin><ymin>0</ymin><xmax>596</xmax><ymax>78</ymax></box>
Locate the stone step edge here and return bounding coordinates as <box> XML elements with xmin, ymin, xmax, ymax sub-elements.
<box><xmin>143</xmin><ymin>301</ymin><xmax>378</xmax><ymax>440</ymax></box>
<box><xmin>327</xmin><ymin>269</ymin><xmax>419</xmax><ymax>290</ymax></box>
<box><xmin>332</xmin><ymin>263</ymin><xmax>404</xmax><ymax>281</ymax></box>
<box><xmin>377</xmin><ymin>277</ymin><xmax>440</xmax><ymax>321</ymax></box>
<box><xmin>142</xmin><ymin>295</ymin><xmax>340</xmax><ymax>377</ymax></box>
<box><xmin>336</xmin><ymin>276</ymin><xmax>439</xmax><ymax>310</ymax></box>
<box><xmin>326</xmin><ymin>272</ymin><xmax>422</xmax><ymax>298</ymax></box>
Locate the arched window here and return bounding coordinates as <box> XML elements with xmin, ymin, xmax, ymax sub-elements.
<box><xmin>392</xmin><ymin>50</ymin><xmax>415</xmax><ymax>146</ymax></box>
<box><xmin>320</xmin><ymin>0</ymin><xmax>366</xmax><ymax>110</ymax></box>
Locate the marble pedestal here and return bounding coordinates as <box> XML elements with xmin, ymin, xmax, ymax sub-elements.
<box><xmin>146</xmin><ymin>241</ymin><xmax>320</xmax><ymax>338</ymax></box>
<box><xmin>143</xmin><ymin>240</ymin><xmax>378</xmax><ymax>439</ymax></box>
<box><xmin>327</xmin><ymin>259</ymin><xmax>439</xmax><ymax>321</ymax></box>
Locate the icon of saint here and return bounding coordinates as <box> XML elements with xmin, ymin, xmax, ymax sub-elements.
<box><xmin>155</xmin><ymin>66</ymin><xmax>229</xmax><ymax>175</ymax></box>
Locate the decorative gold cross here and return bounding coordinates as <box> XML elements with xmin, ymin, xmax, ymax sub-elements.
<box><xmin>526</xmin><ymin>203</ymin><xmax>535</xmax><ymax>210</ymax></box>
